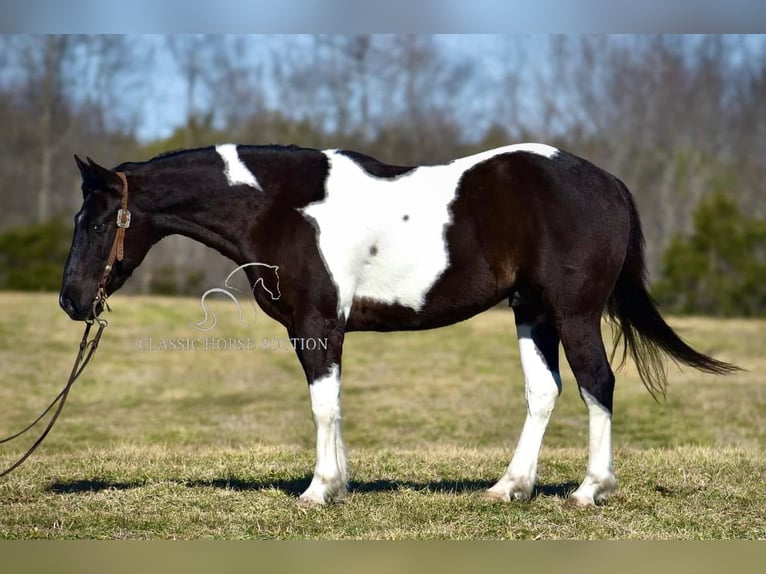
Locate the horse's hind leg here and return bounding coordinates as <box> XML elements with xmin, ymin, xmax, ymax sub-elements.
<box><xmin>486</xmin><ymin>304</ymin><xmax>561</xmax><ymax>501</ymax></box>
<box><xmin>558</xmin><ymin>312</ymin><xmax>618</xmax><ymax>506</ymax></box>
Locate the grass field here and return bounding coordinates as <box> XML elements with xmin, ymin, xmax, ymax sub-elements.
<box><xmin>0</xmin><ymin>292</ymin><xmax>764</xmax><ymax>539</ymax></box>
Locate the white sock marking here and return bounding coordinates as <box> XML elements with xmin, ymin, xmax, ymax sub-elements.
<box><xmin>301</xmin><ymin>144</ymin><xmax>559</xmax><ymax>319</ymax></box>
<box><xmin>572</xmin><ymin>389</ymin><xmax>616</xmax><ymax>505</ymax></box>
<box><xmin>300</xmin><ymin>364</ymin><xmax>348</xmax><ymax>504</ymax></box>
<box><xmin>580</xmin><ymin>389</ymin><xmax>613</xmax><ymax>478</ymax></box>
<box><xmin>216</xmin><ymin>144</ymin><xmax>262</xmax><ymax>190</ymax></box>
<box><xmin>488</xmin><ymin>323</ymin><xmax>561</xmax><ymax>500</ymax></box>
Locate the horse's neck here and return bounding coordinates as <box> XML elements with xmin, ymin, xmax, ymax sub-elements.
<box><xmin>139</xmin><ymin>164</ymin><xmax>262</xmax><ymax>264</ymax></box>
<box><xmin>135</xmin><ymin>145</ymin><xmax>326</xmax><ymax>264</ymax></box>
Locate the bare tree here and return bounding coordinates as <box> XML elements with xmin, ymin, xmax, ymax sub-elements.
<box><xmin>20</xmin><ymin>35</ymin><xmax>72</xmax><ymax>224</ymax></box>
<box><xmin>370</xmin><ymin>35</ymin><xmax>473</xmax><ymax>164</ymax></box>
<box><xmin>536</xmin><ymin>35</ymin><xmax>766</xmax><ymax>273</ymax></box>
<box><xmin>166</xmin><ymin>35</ymin><xmax>222</xmax><ymax>148</ymax></box>
<box><xmin>0</xmin><ymin>35</ymin><xmax>140</xmax><ymax>227</ymax></box>
<box><xmin>491</xmin><ymin>36</ymin><xmax>528</xmax><ymax>138</ymax></box>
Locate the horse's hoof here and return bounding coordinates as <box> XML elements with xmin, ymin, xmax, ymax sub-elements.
<box><xmin>568</xmin><ymin>494</ymin><xmax>596</xmax><ymax>508</ymax></box>
<box><xmin>297</xmin><ymin>494</ymin><xmax>327</xmax><ymax>507</ymax></box>
<box><xmin>483</xmin><ymin>489</ymin><xmax>510</xmax><ymax>502</ymax></box>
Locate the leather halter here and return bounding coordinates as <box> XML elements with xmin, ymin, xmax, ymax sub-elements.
<box><xmin>96</xmin><ymin>171</ymin><xmax>131</xmax><ymax>298</ymax></box>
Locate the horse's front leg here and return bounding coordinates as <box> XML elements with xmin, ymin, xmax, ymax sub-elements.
<box><xmin>291</xmin><ymin>311</ymin><xmax>348</xmax><ymax>506</ymax></box>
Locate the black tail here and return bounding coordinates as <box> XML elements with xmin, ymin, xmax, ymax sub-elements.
<box><xmin>606</xmin><ymin>181</ymin><xmax>741</xmax><ymax>400</ymax></box>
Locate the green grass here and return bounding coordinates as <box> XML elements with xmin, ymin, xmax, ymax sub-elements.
<box><xmin>0</xmin><ymin>292</ymin><xmax>764</xmax><ymax>539</ymax></box>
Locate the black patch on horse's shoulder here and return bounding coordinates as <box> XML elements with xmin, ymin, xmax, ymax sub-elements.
<box><xmin>338</xmin><ymin>150</ymin><xmax>416</xmax><ymax>179</ymax></box>
<box><xmin>236</xmin><ymin>145</ymin><xmax>330</xmax><ymax>208</ymax></box>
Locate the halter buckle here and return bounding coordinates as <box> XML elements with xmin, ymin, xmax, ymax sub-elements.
<box><xmin>116</xmin><ymin>208</ymin><xmax>131</xmax><ymax>229</ymax></box>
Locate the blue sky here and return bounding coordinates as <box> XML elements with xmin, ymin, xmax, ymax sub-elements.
<box><xmin>132</xmin><ymin>35</ymin><xmax>549</xmax><ymax>142</ymax></box>
<box><xmin>118</xmin><ymin>34</ymin><xmax>765</xmax><ymax>143</ymax></box>
<box><xmin>4</xmin><ymin>34</ymin><xmax>763</xmax><ymax>145</ymax></box>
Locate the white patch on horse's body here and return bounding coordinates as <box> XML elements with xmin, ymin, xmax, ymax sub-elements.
<box><xmin>215</xmin><ymin>144</ymin><xmax>262</xmax><ymax>190</ymax></box>
<box><xmin>299</xmin><ymin>364</ymin><xmax>348</xmax><ymax>505</ymax></box>
<box><xmin>570</xmin><ymin>389</ymin><xmax>617</xmax><ymax>506</ymax></box>
<box><xmin>486</xmin><ymin>323</ymin><xmax>562</xmax><ymax>501</ymax></box>
<box><xmin>301</xmin><ymin>143</ymin><xmax>559</xmax><ymax>320</ymax></box>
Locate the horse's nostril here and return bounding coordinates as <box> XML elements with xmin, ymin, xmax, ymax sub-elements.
<box><xmin>60</xmin><ymin>294</ymin><xmax>77</xmax><ymax>316</ymax></box>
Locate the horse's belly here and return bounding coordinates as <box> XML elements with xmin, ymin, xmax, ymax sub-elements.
<box><xmin>353</xmin><ymin>232</ymin><xmax>449</xmax><ymax>310</ymax></box>
<box><xmin>347</xmin><ymin>281</ymin><xmax>503</xmax><ymax>331</ymax></box>
<box><xmin>348</xmin><ymin>250</ymin><xmax>506</xmax><ymax>331</ymax></box>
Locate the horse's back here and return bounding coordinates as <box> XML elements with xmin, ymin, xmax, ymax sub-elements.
<box><xmin>308</xmin><ymin>146</ymin><xmax>631</xmax><ymax>330</ymax></box>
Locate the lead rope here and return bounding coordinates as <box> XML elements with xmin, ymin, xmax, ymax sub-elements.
<box><xmin>0</xmin><ymin>317</ymin><xmax>106</xmax><ymax>478</ymax></box>
<box><xmin>0</xmin><ymin>171</ymin><xmax>129</xmax><ymax>478</ymax></box>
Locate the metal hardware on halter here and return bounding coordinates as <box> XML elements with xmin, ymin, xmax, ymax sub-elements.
<box><xmin>116</xmin><ymin>208</ymin><xmax>131</xmax><ymax>229</ymax></box>
<box><xmin>91</xmin><ymin>286</ymin><xmax>110</xmax><ymax>328</ymax></box>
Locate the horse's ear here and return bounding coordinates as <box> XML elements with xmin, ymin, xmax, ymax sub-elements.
<box><xmin>85</xmin><ymin>157</ymin><xmax>121</xmax><ymax>192</ymax></box>
<box><xmin>74</xmin><ymin>154</ymin><xmax>89</xmax><ymax>179</ymax></box>
<box><xmin>75</xmin><ymin>154</ymin><xmax>98</xmax><ymax>198</ymax></box>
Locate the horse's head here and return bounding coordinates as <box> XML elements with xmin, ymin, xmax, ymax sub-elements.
<box><xmin>59</xmin><ymin>156</ymin><xmax>152</xmax><ymax>320</ymax></box>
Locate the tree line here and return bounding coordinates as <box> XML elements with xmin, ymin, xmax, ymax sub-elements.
<box><xmin>0</xmin><ymin>35</ymin><xmax>764</xmax><ymax>315</ymax></box>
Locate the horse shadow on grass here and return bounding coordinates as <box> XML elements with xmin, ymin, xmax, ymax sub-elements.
<box><xmin>47</xmin><ymin>476</ymin><xmax>579</xmax><ymax>500</ymax></box>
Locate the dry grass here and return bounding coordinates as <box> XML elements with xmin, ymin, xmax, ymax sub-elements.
<box><xmin>0</xmin><ymin>292</ymin><xmax>764</xmax><ymax>539</ymax></box>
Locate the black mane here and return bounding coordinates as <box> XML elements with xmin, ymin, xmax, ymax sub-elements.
<box><xmin>114</xmin><ymin>144</ymin><xmax>323</xmax><ymax>173</ymax></box>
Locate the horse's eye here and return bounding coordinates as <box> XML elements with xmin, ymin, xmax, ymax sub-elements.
<box><xmin>92</xmin><ymin>223</ymin><xmax>107</xmax><ymax>233</ymax></box>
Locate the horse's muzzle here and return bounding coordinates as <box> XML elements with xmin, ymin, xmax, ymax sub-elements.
<box><xmin>59</xmin><ymin>289</ymin><xmax>100</xmax><ymax>321</ymax></box>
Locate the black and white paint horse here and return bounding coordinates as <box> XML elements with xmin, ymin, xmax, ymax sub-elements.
<box><xmin>60</xmin><ymin>143</ymin><xmax>736</xmax><ymax>506</ymax></box>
